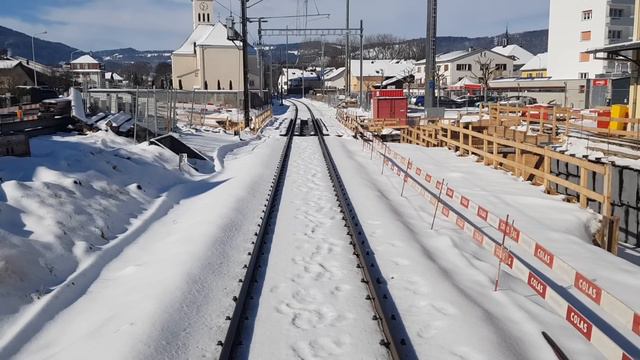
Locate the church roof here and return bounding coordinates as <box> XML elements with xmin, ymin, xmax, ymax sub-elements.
<box><xmin>173</xmin><ymin>22</ymin><xmax>241</xmax><ymax>55</ymax></box>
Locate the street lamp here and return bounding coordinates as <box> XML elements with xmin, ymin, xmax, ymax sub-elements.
<box><xmin>375</xmin><ymin>68</ymin><xmax>384</xmax><ymax>90</ymax></box>
<box><xmin>70</xmin><ymin>49</ymin><xmax>82</xmax><ymax>64</ymax></box>
<box><xmin>31</xmin><ymin>30</ymin><xmax>47</xmax><ymax>87</ymax></box>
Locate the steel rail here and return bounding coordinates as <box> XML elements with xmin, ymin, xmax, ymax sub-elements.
<box><xmin>218</xmin><ymin>103</ymin><xmax>297</xmax><ymax>360</ymax></box>
<box><xmin>292</xmin><ymin>99</ymin><xmax>413</xmax><ymax>360</ymax></box>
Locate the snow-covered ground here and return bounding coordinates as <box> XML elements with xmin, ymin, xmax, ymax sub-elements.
<box><xmin>240</xmin><ymin>134</ymin><xmax>386</xmax><ymax>359</ymax></box>
<box><xmin>0</xmin><ymin>114</ymin><xmax>288</xmax><ymax>358</ymax></box>
<box><xmin>304</xmin><ymin>99</ymin><xmax>640</xmax><ymax>359</ymax></box>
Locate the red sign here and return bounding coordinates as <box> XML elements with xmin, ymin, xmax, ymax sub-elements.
<box><xmin>441</xmin><ymin>206</ymin><xmax>450</xmax><ymax>218</ymax></box>
<box><xmin>528</xmin><ymin>272</ymin><xmax>548</xmax><ymax>299</ymax></box>
<box><xmin>574</xmin><ymin>273</ymin><xmax>602</xmax><ymax>305</ymax></box>
<box><xmin>622</xmin><ymin>353</ymin><xmax>632</xmax><ymax>360</ymax></box>
<box><xmin>436</xmin><ymin>181</ymin><xmax>443</xmax><ymax>190</ymax></box>
<box><xmin>477</xmin><ymin>207</ymin><xmax>489</xmax><ymax>221</ymax></box>
<box><xmin>425</xmin><ymin>174</ymin><xmax>432</xmax><ymax>183</ymax></box>
<box><xmin>633</xmin><ymin>313</ymin><xmax>640</xmax><ymax>336</ymax></box>
<box><xmin>534</xmin><ymin>243</ymin><xmax>555</xmax><ymax>269</ymax></box>
<box><xmin>499</xmin><ymin>219</ymin><xmax>512</xmax><ymax>235</ymax></box>
<box><xmin>446</xmin><ymin>188</ymin><xmax>454</xmax><ymax>199</ymax></box>
<box><xmin>494</xmin><ymin>246</ymin><xmax>514</xmax><ymax>269</ymax></box>
<box><xmin>456</xmin><ymin>217</ymin><xmax>465</xmax><ymax>230</ymax></box>
<box><xmin>592</xmin><ymin>79</ymin><xmax>609</xmax><ymax>87</ymax></box>
<box><xmin>566</xmin><ymin>306</ymin><xmax>593</xmax><ymax>341</ymax></box>
<box><xmin>416</xmin><ymin>168</ymin><xmax>422</xmax><ymax>176</ymax></box>
<box><xmin>472</xmin><ymin>229</ymin><xmax>484</xmax><ymax>247</ymax></box>
<box><xmin>460</xmin><ymin>196</ymin><xmax>470</xmax><ymax>209</ymax></box>
<box><xmin>403</xmin><ymin>175</ymin><xmax>408</xmax><ymax>183</ymax></box>
<box><xmin>509</xmin><ymin>226</ymin><xmax>521</xmax><ymax>242</ymax></box>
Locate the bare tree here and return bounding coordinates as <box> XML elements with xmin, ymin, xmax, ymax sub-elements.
<box><xmin>470</xmin><ymin>54</ymin><xmax>500</xmax><ymax>102</ymax></box>
<box><xmin>399</xmin><ymin>66</ymin><xmax>416</xmax><ymax>94</ymax></box>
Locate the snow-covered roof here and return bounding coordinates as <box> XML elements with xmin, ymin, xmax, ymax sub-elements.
<box><xmin>324</xmin><ymin>67</ymin><xmax>345</xmax><ymax>80</ymax></box>
<box><xmin>491</xmin><ymin>45</ymin><xmax>534</xmax><ymax>65</ymax></box>
<box><xmin>520</xmin><ymin>53</ymin><xmax>548</xmax><ymax>71</ymax></box>
<box><xmin>173</xmin><ymin>22</ymin><xmax>241</xmax><ymax>54</ymax></box>
<box><xmin>105</xmin><ymin>72</ymin><xmax>124</xmax><ymax>81</ymax></box>
<box><xmin>349</xmin><ymin>60</ymin><xmax>414</xmax><ymax>77</ymax></box>
<box><xmin>0</xmin><ymin>60</ymin><xmax>20</xmax><ymax>69</ymax></box>
<box><xmin>71</xmin><ymin>55</ymin><xmax>100</xmax><ymax>64</ymax></box>
<box><xmin>451</xmin><ymin>76</ymin><xmax>479</xmax><ymax>88</ymax></box>
<box><xmin>281</xmin><ymin>68</ymin><xmax>318</xmax><ymax>80</ymax></box>
<box><xmin>436</xmin><ymin>48</ymin><xmax>515</xmax><ymax>64</ymax></box>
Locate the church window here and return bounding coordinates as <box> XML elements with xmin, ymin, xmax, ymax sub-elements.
<box><xmin>207</xmin><ymin>13</ymin><xmax>210</xmax><ymax>22</ymax></box>
<box><xmin>198</xmin><ymin>13</ymin><xmax>201</xmax><ymax>22</ymax></box>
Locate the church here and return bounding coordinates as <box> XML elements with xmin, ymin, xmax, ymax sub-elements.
<box><xmin>171</xmin><ymin>0</ymin><xmax>258</xmax><ymax>91</ymax></box>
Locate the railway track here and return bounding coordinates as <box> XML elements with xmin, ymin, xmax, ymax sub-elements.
<box><xmin>218</xmin><ymin>100</ymin><xmax>413</xmax><ymax>359</ymax></box>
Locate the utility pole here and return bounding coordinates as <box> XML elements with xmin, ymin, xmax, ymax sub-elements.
<box><xmin>321</xmin><ymin>36</ymin><xmax>326</xmax><ymax>97</ymax></box>
<box><xmin>345</xmin><ymin>0</ymin><xmax>350</xmax><ymax>97</ymax></box>
<box><xmin>424</xmin><ymin>0</ymin><xmax>437</xmax><ymax>113</ymax></box>
<box><xmin>359</xmin><ymin>20</ymin><xmax>364</xmax><ymax>108</ymax></box>
<box><xmin>241</xmin><ymin>0</ymin><xmax>251</xmax><ymax>129</ymax></box>
<box><xmin>31</xmin><ymin>31</ymin><xmax>47</xmax><ymax>87</ymax></box>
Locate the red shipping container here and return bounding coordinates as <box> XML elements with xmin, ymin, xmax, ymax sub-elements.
<box><xmin>372</xmin><ymin>97</ymin><xmax>408</xmax><ymax>125</ymax></box>
<box><xmin>372</xmin><ymin>89</ymin><xmax>404</xmax><ymax>98</ymax></box>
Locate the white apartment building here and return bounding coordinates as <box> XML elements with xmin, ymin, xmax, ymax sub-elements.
<box><xmin>416</xmin><ymin>49</ymin><xmax>515</xmax><ymax>88</ymax></box>
<box><xmin>548</xmin><ymin>0</ymin><xmax>635</xmax><ymax>79</ymax></box>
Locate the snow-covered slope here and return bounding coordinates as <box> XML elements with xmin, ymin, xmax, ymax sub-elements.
<box><xmin>0</xmin><ymin>131</ymin><xmax>201</xmax><ymax>334</ymax></box>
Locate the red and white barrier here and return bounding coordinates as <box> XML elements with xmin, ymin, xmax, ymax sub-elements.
<box><xmin>0</xmin><ymin>104</ymin><xmax>39</xmax><ymax>115</ymax></box>
<box><xmin>363</xmin><ymin>135</ymin><xmax>640</xmax><ymax>341</ymax></box>
<box><xmin>352</xmin><ymin>130</ymin><xmax>640</xmax><ymax>359</ymax></box>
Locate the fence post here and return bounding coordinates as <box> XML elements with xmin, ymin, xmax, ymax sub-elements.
<box><xmin>543</xmin><ymin>147</ymin><xmax>551</xmax><ymax>191</ymax></box>
<box><xmin>401</xmin><ymin>159</ymin><xmax>411</xmax><ymax>197</ymax></box>
<box><xmin>381</xmin><ymin>143</ymin><xmax>388</xmax><ymax>175</ymax></box>
<box><xmin>494</xmin><ymin>216</ymin><xmax>513</xmax><ymax>292</ymax></box>
<box><xmin>601</xmin><ymin>164</ymin><xmax>613</xmax><ymax>217</ymax></box>
<box><xmin>482</xmin><ymin>130</ymin><xmax>489</xmax><ymax>165</ymax></box>
<box><xmin>579</xmin><ymin>166</ymin><xmax>588</xmax><ymax>208</ymax></box>
<box><xmin>430</xmin><ymin>179</ymin><xmax>446</xmax><ymax>230</ymax></box>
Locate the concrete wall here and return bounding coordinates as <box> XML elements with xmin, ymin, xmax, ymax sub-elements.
<box><xmin>551</xmin><ymin>159</ymin><xmax>639</xmax><ymax>246</ymax></box>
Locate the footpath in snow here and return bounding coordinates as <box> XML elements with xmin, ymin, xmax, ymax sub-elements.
<box><xmin>304</xmin><ymin>99</ymin><xmax>640</xmax><ymax>359</ymax></box>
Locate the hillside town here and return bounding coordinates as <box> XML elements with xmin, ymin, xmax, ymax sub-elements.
<box><xmin>0</xmin><ymin>0</ymin><xmax>640</xmax><ymax>359</ymax></box>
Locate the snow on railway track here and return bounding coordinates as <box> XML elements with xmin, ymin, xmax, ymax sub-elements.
<box><xmin>220</xmin><ymin>101</ymin><xmax>405</xmax><ymax>359</ymax></box>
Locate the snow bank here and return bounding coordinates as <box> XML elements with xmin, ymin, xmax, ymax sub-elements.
<box><xmin>0</xmin><ymin>131</ymin><xmax>198</xmax><ymax>331</ymax></box>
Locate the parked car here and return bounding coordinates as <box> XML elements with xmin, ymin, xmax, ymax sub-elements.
<box><xmin>499</xmin><ymin>95</ymin><xmax>538</xmax><ymax>106</ymax></box>
<box><xmin>455</xmin><ymin>95</ymin><xmax>484</xmax><ymax>107</ymax></box>
<box><xmin>415</xmin><ymin>96</ymin><xmax>465</xmax><ymax>109</ymax></box>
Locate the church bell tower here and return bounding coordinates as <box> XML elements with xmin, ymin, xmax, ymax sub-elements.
<box><xmin>193</xmin><ymin>0</ymin><xmax>214</xmax><ymax>29</ymax></box>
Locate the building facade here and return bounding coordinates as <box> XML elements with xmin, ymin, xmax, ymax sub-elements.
<box><xmin>70</xmin><ymin>55</ymin><xmax>104</xmax><ymax>89</ymax></box>
<box><xmin>415</xmin><ymin>49</ymin><xmax>514</xmax><ymax>89</ymax></box>
<box><xmin>171</xmin><ymin>0</ymin><xmax>258</xmax><ymax>91</ymax></box>
<box><xmin>548</xmin><ymin>0</ymin><xmax>635</xmax><ymax>79</ymax></box>
<box><xmin>520</xmin><ymin>53</ymin><xmax>549</xmax><ymax>78</ymax></box>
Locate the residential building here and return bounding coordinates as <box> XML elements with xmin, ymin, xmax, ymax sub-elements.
<box><xmin>548</xmin><ymin>0</ymin><xmax>635</xmax><ymax>79</ymax></box>
<box><xmin>70</xmin><ymin>55</ymin><xmax>104</xmax><ymax>89</ymax></box>
<box><xmin>349</xmin><ymin>60</ymin><xmax>415</xmax><ymax>93</ymax></box>
<box><xmin>520</xmin><ymin>53</ymin><xmax>549</xmax><ymax>78</ymax></box>
<box><xmin>104</xmin><ymin>72</ymin><xmax>125</xmax><ymax>88</ymax></box>
<box><xmin>0</xmin><ymin>59</ymin><xmax>35</xmax><ymax>90</ymax></box>
<box><xmin>415</xmin><ymin>49</ymin><xmax>514</xmax><ymax>89</ymax></box>
<box><xmin>491</xmin><ymin>44</ymin><xmax>535</xmax><ymax>74</ymax></box>
<box><xmin>171</xmin><ymin>0</ymin><xmax>258</xmax><ymax>91</ymax></box>
<box><xmin>277</xmin><ymin>68</ymin><xmax>320</xmax><ymax>93</ymax></box>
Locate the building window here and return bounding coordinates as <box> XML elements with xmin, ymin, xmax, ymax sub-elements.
<box><xmin>582</xmin><ymin>10</ymin><xmax>592</xmax><ymax>20</ymax></box>
<box><xmin>608</xmin><ymin>30</ymin><xmax>622</xmax><ymax>40</ymax></box>
<box><xmin>579</xmin><ymin>85</ymin><xmax>586</xmax><ymax>93</ymax></box>
<box><xmin>444</xmin><ymin>64</ymin><xmax>449</xmax><ymax>71</ymax></box>
<box><xmin>580</xmin><ymin>31</ymin><xmax>592</xmax><ymax>41</ymax></box>
<box><xmin>198</xmin><ymin>13</ymin><xmax>201</xmax><ymax>22</ymax></box>
<box><xmin>579</xmin><ymin>52</ymin><xmax>590</xmax><ymax>62</ymax></box>
<box><xmin>610</xmin><ymin>8</ymin><xmax>623</xmax><ymax>18</ymax></box>
<box><xmin>579</xmin><ymin>73</ymin><xmax>589</xmax><ymax>80</ymax></box>
<box><xmin>207</xmin><ymin>13</ymin><xmax>210</xmax><ymax>22</ymax></box>
<box><xmin>456</xmin><ymin>64</ymin><xmax>472</xmax><ymax>71</ymax></box>
<box><xmin>495</xmin><ymin>64</ymin><xmax>507</xmax><ymax>71</ymax></box>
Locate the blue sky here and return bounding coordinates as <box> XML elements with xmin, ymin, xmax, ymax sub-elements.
<box><xmin>0</xmin><ymin>0</ymin><xmax>550</xmax><ymax>51</ymax></box>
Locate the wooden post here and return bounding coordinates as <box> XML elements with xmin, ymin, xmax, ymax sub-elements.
<box><xmin>543</xmin><ymin>147</ymin><xmax>551</xmax><ymax>191</ymax></box>
<box><xmin>579</xmin><ymin>166</ymin><xmax>588</xmax><ymax>208</ymax></box>
<box><xmin>552</xmin><ymin>107</ymin><xmax>557</xmax><ymax>138</ymax></box>
<box><xmin>515</xmin><ymin>147</ymin><xmax>522</xmax><ymax>178</ymax></box>
<box><xmin>468</xmin><ymin>123</ymin><xmax>473</xmax><ymax>155</ymax></box>
<box><xmin>483</xmin><ymin>130</ymin><xmax>489</xmax><ymax>165</ymax></box>
<box><xmin>492</xmin><ymin>140</ymin><xmax>498</xmax><ymax>168</ymax></box>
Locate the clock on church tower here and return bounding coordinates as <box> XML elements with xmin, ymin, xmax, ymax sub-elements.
<box><xmin>192</xmin><ymin>0</ymin><xmax>214</xmax><ymax>29</ymax></box>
